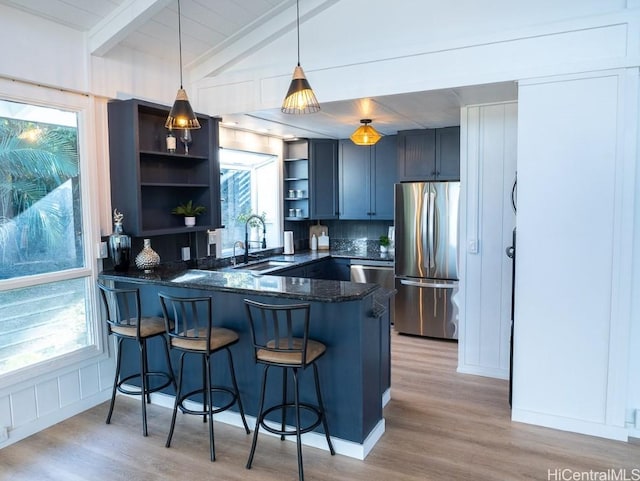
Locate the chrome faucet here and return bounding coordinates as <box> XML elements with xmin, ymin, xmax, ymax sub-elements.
<box><xmin>244</xmin><ymin>214</ymin><xmax>266</xmax><ymax>264</ymax></box>
<box><xmin>232</xmin><ymin>240</ymin><xmax>245</xmax><ymax>266</ymax></box>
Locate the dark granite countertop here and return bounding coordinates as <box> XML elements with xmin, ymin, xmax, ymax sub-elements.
<box><xmin>99</xmin><ymin>265</ymin><xmax>379</xmax><ymax>303</ymax></box>
<box><xmin>99</xmin><ymin>249</ymin><xmax>397</xmax><ymax>303</ymax></box>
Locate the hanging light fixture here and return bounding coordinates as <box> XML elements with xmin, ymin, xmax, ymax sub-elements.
<box><xmin>165</xmin><ymin>0</ymin><xmax>201</xmax><ymax>130</ymax></box>
<box><xmin>281</xmin><ymin>0</ymin><xmax>320</xmax><ymax>114</ymax></box>
<box><xmin>350</xmin><ymin>119</ymin><xmax>382</xmax><ymax>146</ymax></box>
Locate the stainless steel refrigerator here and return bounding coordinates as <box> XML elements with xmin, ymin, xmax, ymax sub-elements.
<box><xmin>394</xmin><ymin>181</ymin><xmax>460</xmax><ymax>339</ymax></box>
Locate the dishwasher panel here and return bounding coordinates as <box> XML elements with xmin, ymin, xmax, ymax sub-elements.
<box><xmin>350</xmin><ymin>260</ymin><xmax>395</xmax><ymax>323</ymax></box>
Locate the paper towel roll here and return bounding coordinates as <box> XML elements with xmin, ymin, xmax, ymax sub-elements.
<box><xmin>283</xmin><ymin>231</ymin><xmax>294</xmax><ymax>255</ymax></box>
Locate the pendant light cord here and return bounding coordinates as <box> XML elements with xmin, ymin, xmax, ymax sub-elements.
<box><xmin>296</xmin><ymin>0</ymin><xmax>300</xmax><ymax>66</ymax></box>
<box><xmin>178</xmin><ymin>0</ymin><xmax>184</xmax><ymax>88</ymax></box>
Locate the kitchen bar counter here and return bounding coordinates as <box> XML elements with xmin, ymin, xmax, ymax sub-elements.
<box><xmin>100</xmin><ymin>264</ymin><xmax>377</xmax><ymax>303</ymax></box>
<box><xmin>99</xmin><ymin>263</ymin><xmax>392</xmax><ymax>459</ymax></box>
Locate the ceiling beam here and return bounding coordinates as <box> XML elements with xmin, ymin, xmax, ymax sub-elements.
<box><xmin>89</xmin><ymin>0</ymin><xmax>172</xmax><ymax>56</ymax></box>
<box><xmin>188</xmin><ymin>0</ymin><xmax>340</xmax><ymax>82</ymax></box>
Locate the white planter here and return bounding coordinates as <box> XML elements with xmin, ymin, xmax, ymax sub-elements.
<box><xmin>184</xmin><ymin>216</ymin><xmax>196</xmax><ymax>227</ymax></box>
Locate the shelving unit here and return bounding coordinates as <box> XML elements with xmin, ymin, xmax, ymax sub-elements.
<box><xmin>107</xmin><ymin>98</ymin><xmax>221</xmax><ymax>236</ymax></box>
<box><xmin>283</xmin><ymin>140</ymin><xmax>309</xmax><ymax>221</ymax></box>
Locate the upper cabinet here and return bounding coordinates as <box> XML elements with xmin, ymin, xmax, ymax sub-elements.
<box><xmin>435</xmin><ymin>127</ymin><xmax>461</xmax><ymax>181</ymax></box>
<box><xmin>397</xmin><ymin>127</ymin><xmax>460</xmax><ymax>181</ymax></box>
<box><xmin>107</xmin><ymin>98</ymin><xmax>221</xmax><ymax>236</ymax></box>
<box><xmin>339</xmin><ymin>135</ymin><xmax>397</xmax><ymax>220</ymax></box>
<box><xmin>309</xmin><ymin>139</ymin><xmax>339</xmax><ymax>220</ymax></box>
<box><xmin>284</xmin><ymin>139</ymin><xmax>338</xmax><ymax>221</ymax></box>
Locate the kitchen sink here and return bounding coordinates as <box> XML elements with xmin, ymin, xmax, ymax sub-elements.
<box><xmin>234</xmin><ymin>260</ymin><xmax>294</xmax><ymax>272</ymax></box>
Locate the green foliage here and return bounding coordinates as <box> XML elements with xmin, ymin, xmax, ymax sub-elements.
<box><xmin>171</xmin><ymin>200</ymin><xmax>206</xmax><ymax>216</ymax></box>
<box><xmin>0</xmin><ymin>119</ymin><xmax>79</xmax><ymax>266</ymax></box>
<box><xmin>379</xmin><ymin>235</ymin><xmax>390</xmax><ymax>247</ymax></box>
<box><xmin>236</xmin><ymin>211</ymin><xmax>266</xmax><ymax>228</ymax></box>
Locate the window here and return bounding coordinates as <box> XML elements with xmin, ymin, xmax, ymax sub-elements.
<box><xmin>0</xmin><ymin>99</ymin><xmax>94</xmax><ymax>377</ymax></box>
<box><xmin>219</xmin><ymin>149</ymin><xmax>280</xmax><ymax>253</ymax></box>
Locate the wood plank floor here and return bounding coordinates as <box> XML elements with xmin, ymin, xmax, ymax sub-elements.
<box><xmin>1</xmin><ymin>332</ymin><xmax>638</xmax><ymax>481</ymax></box>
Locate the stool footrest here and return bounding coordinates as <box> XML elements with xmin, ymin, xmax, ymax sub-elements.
<box><xmin>260</xmin><ymin>402</ymin><xmax>323</xmax><ymax>437</ymax></box>
<box><xmin>177</xmin><ymin>386</ymin><xmax>238</xmax><ymax>416</ymax></box>
<box><xmin>117</xmin><ymin>372</ymin><xmax>173</xmax><ymax>396</ymax></box>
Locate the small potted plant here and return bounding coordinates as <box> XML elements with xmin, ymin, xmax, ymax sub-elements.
<box><xmin>379</xmin><ymin>235</ymin><xmax>390</xmax><ymax>254</ymax></box>
<box><xmin>172</xmin><ymin>200</ymin><xmax>206</xmax><ymax>227</ymax></box>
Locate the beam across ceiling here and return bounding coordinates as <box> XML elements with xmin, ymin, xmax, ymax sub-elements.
<box><xmin>188</xmin><ymin>0</ymin><xmax>340</xmax><ymax>82</ymax></box>
<box><xmin>89</xmin><ymin>0</ymin><xmax>172</xmax><ymax>56</ymax></box>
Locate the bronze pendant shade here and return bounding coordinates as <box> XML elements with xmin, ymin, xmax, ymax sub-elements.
<box><xmin>350</xmin><ymin>119</ymin><xmax>382</xmax><ymax>145</ymax></box>
<box><xmin>166</xmin><ymin>0</ymin><xmax>201</xmax><ymax>130</ymax></box>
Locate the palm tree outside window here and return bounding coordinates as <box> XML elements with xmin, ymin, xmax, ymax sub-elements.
<box><xmin>0</xmin><ymin>99</ymin><xmax>92</xmax><ymax>376</ymax></box>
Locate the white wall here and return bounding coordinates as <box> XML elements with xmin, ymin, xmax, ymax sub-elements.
<box><xmin>513</xmin><ymin>69</ymin><xmax>637</xmax><ymax>440</ymax></box>
<box><xmin>458</xmin><ymin>102</ymin><xmax>517</xmax><ymax>379</ymax></box>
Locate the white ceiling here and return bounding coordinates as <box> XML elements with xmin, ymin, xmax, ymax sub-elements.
<box><xmin>1</xmin><ymin>0</ymin><xmax>518</xmax><ymax>139</ymax></box>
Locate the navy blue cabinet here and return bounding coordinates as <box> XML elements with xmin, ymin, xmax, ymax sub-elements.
<box><xmin>339</xmin><ymin>135</ymin><xmax>397</xmax><ymax>220</ymax></box>
<box><xmin>397</xmin><ymin>127</ymin><xmax>460</xmax><ymax>181</ymax></box>
<box><xmin>435</xmin><ymin>126</ymin><xmax>461</xmax><ymax>181</ymax></box>
<box><xmin>285</xmin><ymin>139</ymin><xmax>338</xmax><ymax>221</ymax></box>
<box><xmin>309</xmin><ymin>139</ymin><xmax>339</xmax><ymax>219</ymax></box>
<box><xmin>276</xmin><ymin>258</ymin><xmax>350</xmax><ymax>281</ymax></box>
<box><xmin>107</xmin><ymin>98</ymin><xmax>221</xmax><ymax>236</ymax></box>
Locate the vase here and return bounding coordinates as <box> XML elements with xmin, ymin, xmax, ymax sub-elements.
<box><xmin>135</xmin><ymin>238</ymin><xmax>160</xmax><ymax>273</ymax></box>
<box><xmin>108</xmin><ymin>209</ymin><xmax>131</xmax><ymax>271</ymax></box>
<box><xmin>184</xmin><ymin>216</ymin><xmax>196</xmax><ymax>227</ymax></box>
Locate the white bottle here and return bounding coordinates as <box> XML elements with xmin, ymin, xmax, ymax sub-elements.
<box><xmin>311</xmin><ymin>234</ymin><xmax>318</xmax><ymax>251</ymax></box>
<box><xmin>318</xmin><ymin>231</ymin><xmax>329</xmax><ymax>250</ymax></box>
<box><xmin>166</xmin><ymin>129</ymin><xmax>176</xmax><ymax>153</ymax></box>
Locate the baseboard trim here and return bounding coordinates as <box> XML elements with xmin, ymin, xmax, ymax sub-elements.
<box><xmin>512</xmin><ymin>408</ymin><xmax>629</xmax><ymax>441</ymax></box>
<box><xmin>142</xmin><ymin>388</ymin><xmax>385</xmax><ymax>460</ymax></box>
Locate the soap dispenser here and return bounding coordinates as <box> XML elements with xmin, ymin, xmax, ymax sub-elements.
<box><xmin>311</xmin><ymin>234</ymin><xmax>318</xmax><ymax>251</ymax></box>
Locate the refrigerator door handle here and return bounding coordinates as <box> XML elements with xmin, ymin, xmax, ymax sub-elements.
<box><xmin>400</xmin><ymin>279</ymin><xmax>457</xmax><ymax>289</ymax></box>
<box><xmin>427</xmin><ymin>190</ymin><xmax>436</xmax><ymax>269</ymax></box>
<box><xmin>421</xmin><ymin>186</ymin><xmax>429</xmax><ymax>271</ymax></box>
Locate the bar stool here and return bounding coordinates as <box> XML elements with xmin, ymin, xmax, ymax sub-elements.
<box><xmin>244</xmin><ymin>299</ymin><xmax>335</xmax><ymax>481</ymax></box>
<box><xmin>97</xmin><ymin>281</ymin><xmax>176</xmax><ymax>437</ymax></box>
<box><xmin>158</xmin><ymin>293</ymin><xmax>250</xmax><ymax>462</ymax></box>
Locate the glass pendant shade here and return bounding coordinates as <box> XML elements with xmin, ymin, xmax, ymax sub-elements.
<box><xmin>282</xmin><ymin>65</ymin><xmax>320</xmax><ymax>114</ymax></box>
<box><xmin>166</xmin><ymin>88</ymin><xmax>201</xmax><ymax>129</ymax></box>
<box><xmin>350</xmin><ymin>119</ymin><xmax>382</xmax><ymax>145</ymax></box>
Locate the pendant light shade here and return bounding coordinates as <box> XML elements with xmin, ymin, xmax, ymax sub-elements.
<box><xmin>350</xmin><ymin>119</ymin><xmax>382</xmax><ymax>146</ymax></box>
<box><xmin>282</xmin><ymin>0</ymin><xmax>320</xmax><ymax>114</ymax></box>
<box><xmin>166</xmin><ymin>88</ymin><xmax>200</xmax><ymax>129</ymax></box>
<box><xmin>282</xmin><ymin>64</ymin><xmax>320</xmax><ymax>114</ymax></box>
<box><xmin>165</xmin><ymin>0</ymin><xmax>200</xmax><ymax>130</ymax></box>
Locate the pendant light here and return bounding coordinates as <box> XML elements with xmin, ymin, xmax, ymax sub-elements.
<box><xmin>165</xmin><ymin>0</ymin><xmax>201</xmax><ymax>130</ymax></box>
<box><xmin>281</xmin><ymin>0</ymin><xmax>320</xmax><ymax>114</ymax></box>
<box><xmin>350</xmin><ymin>119</ymin><xmax>382</xmax><ymax>146</ymax></box>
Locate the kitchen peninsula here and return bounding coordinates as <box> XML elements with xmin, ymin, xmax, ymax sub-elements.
<box><xmin>98</xmin><ymin>257</ymin><xmax>392</xmax><ymax>460</ymax></box>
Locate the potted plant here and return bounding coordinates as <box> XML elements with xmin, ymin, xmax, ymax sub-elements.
<box><xmin>379</xmin><ymin>235</ymin><xmax>390</xmax><ymax>253</ymax></box>
<box><xmin>172</xmin><ymin>200</ymin><xmax>206</xmax><ymax>227</ymax></box>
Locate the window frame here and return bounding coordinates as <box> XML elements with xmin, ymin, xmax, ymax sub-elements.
<box><xmin>218</xmin><ymin>147</ymin><xmax>282</xmax><ymax>255</ymax></box>
<box><xmin>0</xmin><ymin>79</ymin><xmax>106</xmax><ymax>389</ymax></box>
